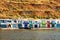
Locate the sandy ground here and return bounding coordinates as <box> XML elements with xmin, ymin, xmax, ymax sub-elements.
<box><xmin>0</xmin><ymin>29</ymin><xmax>60</xmax><ymax>40</ymax></box>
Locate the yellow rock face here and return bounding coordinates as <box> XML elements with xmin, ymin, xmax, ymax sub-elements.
<box><xmin>0</xmin><ymin>0</ymin><xmax>60</xmax><ymax>19</ymax></box>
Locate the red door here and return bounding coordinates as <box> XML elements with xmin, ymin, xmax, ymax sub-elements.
<box><xmin>47</xmin><ymin>21</ymin><xmax>50</xmax><ymax>28</ymax></box>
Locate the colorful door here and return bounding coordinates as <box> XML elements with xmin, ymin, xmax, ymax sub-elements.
<box><xmin>23</xmin><ymin>21</ymin><xmax>29</xmax><ymax>29</ymax></box>
<box><xmin>41</xmin><ymin>20</ymin><xmax>46</xmax><ymax>28</ymax></box>
<box><xmin>51</xmin><ymin>20</ymin><xmax>56</xmax><ymax>28</ymax></box>
<box><xmin>56</xmin><ymin>21</ymin><xmax>60</xmax><ymax>28</ymax></box>
<box><xmin>18</xmin><ymin>20</ymin><xmax>22</xmax><ymax>29</ymax></box>
<box><xmin>18</xmin><ymin>23</ymin><xmax>22</xmax><ymax>29</ymax></box>
<box><xmin>12</xmin><ymin>24</ymin><xmax>16</xmax><ymax>28</ymax></box>
<box><xmin>47</xmin><ymin>21</ymin><xmax>50</xmax><ymax>28</ymax></box>
<box><xmin>1</xmin><ymin>23</ymin><xmax>7</xmax><ymax>28</ymax></box>
<box><xmin>34</xmin><ymin>21</ymin><xmax>40</xmax><ymax>28</ymax></box>
<box><xmin>29</xmin><ymin>21</ymin><xmax>33</xmax><ymax>28</ymax></box>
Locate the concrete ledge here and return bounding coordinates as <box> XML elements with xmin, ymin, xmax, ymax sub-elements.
<box><xmin>1</xmin><ymin>28</ymin><xmax>60</xmax><ymax>31</ymax></box>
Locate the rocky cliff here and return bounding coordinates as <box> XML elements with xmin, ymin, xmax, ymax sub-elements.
<box><xmin>0</xmin><ymin>0</ymin><xmax>60</xmax><ymax>19</ymax></box>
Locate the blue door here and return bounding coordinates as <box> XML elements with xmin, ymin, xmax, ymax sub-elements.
<box><xmin>51</xmin><ymin>21</ymin><xmax>56</xmax><ymax>28</ymax></box>
<box><xmin>23</xmin><ymin>21</ymin><xmax>29</xmax><ymax>29</ymax></box>
<box><xmin>18</xmin><ymin>23</ymin><xmax>22</xmax><ymax>29</ymax></box>
<box><xmin>56</xmin><ymin>21</ymin><xmax>60</xmax><ymax>28</ymax></box>
<box><xmin>1</xmin><ymin>24</ymin><xmax>7</xmax><ymax>28</ymax></box>
<box><xmin>12</xmin><ymin>24</ymin><xmax>16</xmax><ymax>28</ymax></box>
<box><xmin>56</xmin><ymin>24</ymin><xmax>60</xmax><ymax>28</ymax></box>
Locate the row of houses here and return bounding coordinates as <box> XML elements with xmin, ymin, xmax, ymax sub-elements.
<box><xmin>0</xmin><ymin>19</ymin><xmax>60</xmax><ymax>29</ymax></box>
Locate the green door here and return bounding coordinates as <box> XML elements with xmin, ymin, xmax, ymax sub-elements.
<box><xmin>41</xmin><ymin>20</ymin><xmax>46</xmax><ymax>28</ymax></box>
<box><xmin>29</xmin><ymin>20</ymin><xmax>33</xmax><ymax>28</ymax></box>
